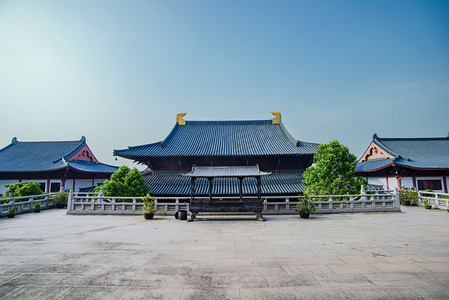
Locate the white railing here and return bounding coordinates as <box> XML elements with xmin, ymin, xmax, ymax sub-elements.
<box><xmin>417</xmin><ymin>191</ymin><xmax>449</xmax><ymax>209</ymax></box>
<box><xmin>67</xmin><ymin>189</ymin><xmax>401</xmax><ymax>215</ymax></box>
<box><xmin>307</xmin><ymin>191</ymin><xmax>400</xmax><ymax>213</ymax></box>
<box><xmin>0</xmin><ymin>193</ymin><xmax>57</xmax><ymax>217</ymax></box>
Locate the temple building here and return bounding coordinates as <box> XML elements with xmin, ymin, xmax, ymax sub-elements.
<box><xmin>0</xmin><ymin>136</ymin><xmax>118</xmax><ymax>195</ymax></box>
<box><xmin>356</xmin><ymin>134</ymin><xmax>449</xmax><ymax>192</ymax></box>
<box><xmin>114</xmin><ymin>112</ymin><xmax>319</xmax><ymax>196</ymax></box>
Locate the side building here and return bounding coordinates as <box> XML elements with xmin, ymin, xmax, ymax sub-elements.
<box><xmin>114</xmin><ymin>112</ymin><xmax>319</xmax><ymax>196</ymax></box>
<box><xmin>0</xmin><ymin>136</ymin><xmax>118</xmax><ymax>195</ymax></box>
<box><xmin>355</xmin><ymin>134</ymin><xmax>449</xmax><ymax>192</ymax></box>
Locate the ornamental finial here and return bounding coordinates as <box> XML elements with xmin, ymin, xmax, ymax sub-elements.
<box><xmin>177</xmin><ymin>113</ymin><xmax>187</xmax><ymax>125</ymax></box>
<box><xmin>271</xmin><ymin>112</ymin><xmax>281</xmax><ymax>124</ymax></box>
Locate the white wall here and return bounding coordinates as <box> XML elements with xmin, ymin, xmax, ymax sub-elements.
<box><xmin>367</xmin><ymin>177</ymin><xmax>387</xmax><ymax>188</ymax></box>
<box><xmin>64</xmin><ymin>179</ymin><xmax>74</xmax><ymax>191</ymax></box>
<box><xmin>366</xmin><ymin>176</ymin><xmax>401</xmax><ymax>190</ymax></box>
<box><xmin>365</xmin><ymin>176</ymin><xmax>447</xmax><ymax>192</ymax></box>
<box><xmin>74</xmin><ymin>179</ymin><xmax>96</xmax><ymax>191</ymax></box>
<box><xmin>401</xmin><ymin>177</ymin><xmax>414</xmax><ymax>189</ymax></box>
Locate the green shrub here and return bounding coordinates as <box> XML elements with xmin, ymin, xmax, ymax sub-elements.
<box><xmin>142</xmin><ymin>194</ymin><xmax>156</xmax><ymax>214</ymax></box>
<box><xmin>3</xmin><ymin>182</ymin><xmax>43</xmax><ymax>198</ymax></box>
<box><xmin>294</xmin><ymin>195</ymin><xmax>316</xmax><ymax>214</ymax></box>
<box><xmin>303</xmin><ymin>140</ymin><xmax>366</xmax><ymax>198</ymax></box>
<box><xmin>94</xmin><ymin>165</ymin><xmax>150</xmax><ymax>198</ymax></box>
<box><xmin>8</xmin><ymin>206</ymin><xmax>18</xmax><ymax>215</ymax></box>
<box><xmin>421</xmin><ymin>189</ymin><xmax>435</xmax><ymax>198</ymax></box>
<box><xmin>399</xmin><ymin>186</ymin><xmax>418</xmax><ymax>205</ymax></box>
<box><xmin>53</xmin><ymin>191</ymin><xmax>68</xmax><ymax>207</ymax></box>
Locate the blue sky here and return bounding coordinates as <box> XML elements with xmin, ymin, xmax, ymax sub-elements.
<box><xmin>0</xmin><ymin>0</ymin><xmax>448</xmax><ymax>169</ymax></box>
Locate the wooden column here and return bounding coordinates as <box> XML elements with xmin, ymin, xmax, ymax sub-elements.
<box><xmin>238</xmin><ymin>177</ymin><xmax>243</xmax><ymax>201</ymax></box>
<box><xmin>396</xmin><ymin>176</ymin><xmax>402</xmax><ymax>189</ymax></box>
<box><xmin>256</xmin><ymin>176</ymin><xmax>261</xmax><ymax>202</ymax></box>
<box><xmin>190</xmin><ymin>178</ymin><xmax>196</xmax><ymax>202</ymax></box>
<box><xmin>443</xmin><ymin>175</ymin><xmax>448</xmax><ymax>193</ymax></box>
<box><xmin>208</xmin><ymin>178</ymin><xmax>213</xmax><ymax>202</ymax></box>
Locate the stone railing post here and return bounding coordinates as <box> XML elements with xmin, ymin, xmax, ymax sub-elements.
<box><xmin>360</xmin><ymin>185</ymin><xmax>367</xmax><ymax>202</ymax></box>
<box><xmin>434</xmin><ymin>193</ymin><xmax>439</xmax><ymax>208</ymax></box>
<box><xmin>67</xmin><ymin>190</ymin><xmax>73</xmax><ymax>212</ymax></box>
<box><xmin>394</xmin><ymin>188</ymin><xmax>400</xmax><ymax>209</ymax></box>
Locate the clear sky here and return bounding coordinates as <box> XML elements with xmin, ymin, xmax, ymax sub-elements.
<box><xmin>1</xmin><ymin>0</ymin><xmax>448</xmax><ymax>170</ymax></box>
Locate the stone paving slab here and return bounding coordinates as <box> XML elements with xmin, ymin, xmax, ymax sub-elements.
<box><xmin>0</xmin><ymin>206</ymin><xmax>448</xmax><ymax>299</ymax></box>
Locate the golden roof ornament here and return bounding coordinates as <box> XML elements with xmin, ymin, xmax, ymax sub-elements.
<box><xmin>177</xmin><ymin>113</ymin><xmax>187</xmax><ymax>125</ymax></box>
<box><xmin>271</xmin><ymin>112</ymin><xmax>281</xmax><ymax>124</ymax></box>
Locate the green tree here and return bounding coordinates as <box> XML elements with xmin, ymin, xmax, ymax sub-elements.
<box><xmin>95</xmin><ymin>165</ymin><xmax>150</xmax><ymax>197</ymax></box>
<box><xmin>303</xmin><ymin>140</ymin><xmax>367</xmax><ymax>196</ymax></box>
<box><xmin>3</xmin><ymin>182</ymin><xmax>44</xmax><ymax>198</ymax></box>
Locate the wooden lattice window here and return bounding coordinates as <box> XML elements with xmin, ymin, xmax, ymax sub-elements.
<box><xmin>417</xmin><ymin>179</ymin><xmax>442</xmax><ymax>191</ymax></box>
<box><xmin>50</xmin><ymin>182</ymin><xmax>61</xmax><ymax>193</ymax></box>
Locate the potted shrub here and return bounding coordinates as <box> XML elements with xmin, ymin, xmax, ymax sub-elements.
<box><xmin>399</xmin><ymin>187</ymin><xmax>418</xmax><ymax>206</ymax></box>
<box><xmin>294</xmin><ymin>195</ymin><xmax>316</xmax><ymax>219</ymax></box>
<box><xmin>423</xmin><ymin>198</ymin><xmax>432</xmax><ymax>209</ymax></box>
<box><xmin>142</xmin><ymin>194</ymin><xmax>156</xmax><ymax>220</ymax></box>
<box><xmin>7</xmin><ymin>206</ymin><xmax>18</xmax><ymax>218</ymax></box>
<box><xmin>33</xmin><ymin>202</ymin><xmax>41</xmax><ymax>213</ymax></box>
<box><xmin>53</xmin><ymin>191</ymin><xmax>68</xmax><ymax>208</ymax></box>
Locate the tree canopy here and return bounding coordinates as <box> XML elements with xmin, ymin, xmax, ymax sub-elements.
<box><xmin>95</xmin><ymin>165</ymin><xmax>150</xmax><ymax>197</ymax></box>
<box><xmin>303</xmin><ymin>140</ymin><xmax>366</xmax><ymax>196</ymax></box>
<box><xmin>3</xmin><ymin>182</ymin><xmax>44</xmax><ymax>198</ymax></box>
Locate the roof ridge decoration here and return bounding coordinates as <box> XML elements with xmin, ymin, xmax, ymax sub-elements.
<box><xmin>271</xmin><ymin>112</ymin><xmax>281</xmax><ymax>124</ymax></box>
<box><xmin>177</xmin><ymin>113</ymin><xmax>187</xmax><ymax>125</ymax></box>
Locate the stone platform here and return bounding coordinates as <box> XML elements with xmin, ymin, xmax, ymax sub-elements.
<box><xmin>1</xmin><ymin>206</ymin><xmax>448</xmax><ymax>299</ymax></box>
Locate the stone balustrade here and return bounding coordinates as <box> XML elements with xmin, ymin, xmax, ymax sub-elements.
<box><xmin>0</xmin><ymin>193</ymin><xmax>57</xmax><ymax>217</ymax></box>
<box><xmin>67</xmin><ymin>189</ymin><xmax>401</xmax><ymax>215</ymax></box>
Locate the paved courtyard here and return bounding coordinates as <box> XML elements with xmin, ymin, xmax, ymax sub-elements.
<box><xmin>0</xmin><ymin>206</ymin><xmax>448</xmax><ymax>299</ymax></box>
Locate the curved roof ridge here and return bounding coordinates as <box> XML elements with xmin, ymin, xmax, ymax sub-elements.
<box><xmin>185</xmin><ymin>119</ymin><xmax>272</xmax><ymax>126</ymax></box>
<box><xmin>373</xmin><ymin>134</ymin><xmax>400</xmax><ymax>158</ymax></box>
<box><xmin>8</xmin><ymin>136</ymin><xmax>86</xmax><ymax>144</ymax></box>
<box><xmin>376</xmin><ymin>134</ymin><xmax>449</xmax><ymax>142</ymax></box>
<box><xmin>279</xmin><ymin>122</ymin><xmax>299</xmax><ymax>147</ymax></box>
<box><xmin>161</xmin><ymin>123</ymin><xmax>179</xmax><ymax>147</ymax></box>
<box><xmin>114</xmin><ymin>141</ymin><xmax>162</xmax><ymax>155</ymax></box>
<box><xmin>61</xmin><ymin>137</ymin><xmax>87</xmax><ymax>161</ymax></box>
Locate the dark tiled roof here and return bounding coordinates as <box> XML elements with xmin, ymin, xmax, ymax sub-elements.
<box><xmin>0</xmin><ymin>137</ymin><xmax>117</xmax><ymax>174</ymax></box>
<box><xmin>144</xmin><ymin>170</ymin><xmax>305</xmax><ymax>196</ymax></box>
<box><xmin>356</xmin><ymin>134</ymin><xmax>449</xmax><ymax>172</ymax></box>
<box><xmin>355</xmin><ymin>158</ymin><xmax>395</xmax><ymax>172</ymax></box>
<box><xmin>68</xmin><ymin>161</ymin><xmax>118</xmax><ymax>173</ymax></box>
<box><xmin>78</xmin><ymin>186</ymin><xmax>96</xmax><ymax>193</ymax></box>
<box><xmin>181</xmin><ymin>165</ymin><xmax>271</xmax><ymax>178</ymax></box>
<box><xmin>114</xmin><ymin>120</ymin><xmax>319</xmax><ymax>158</ymax></box>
